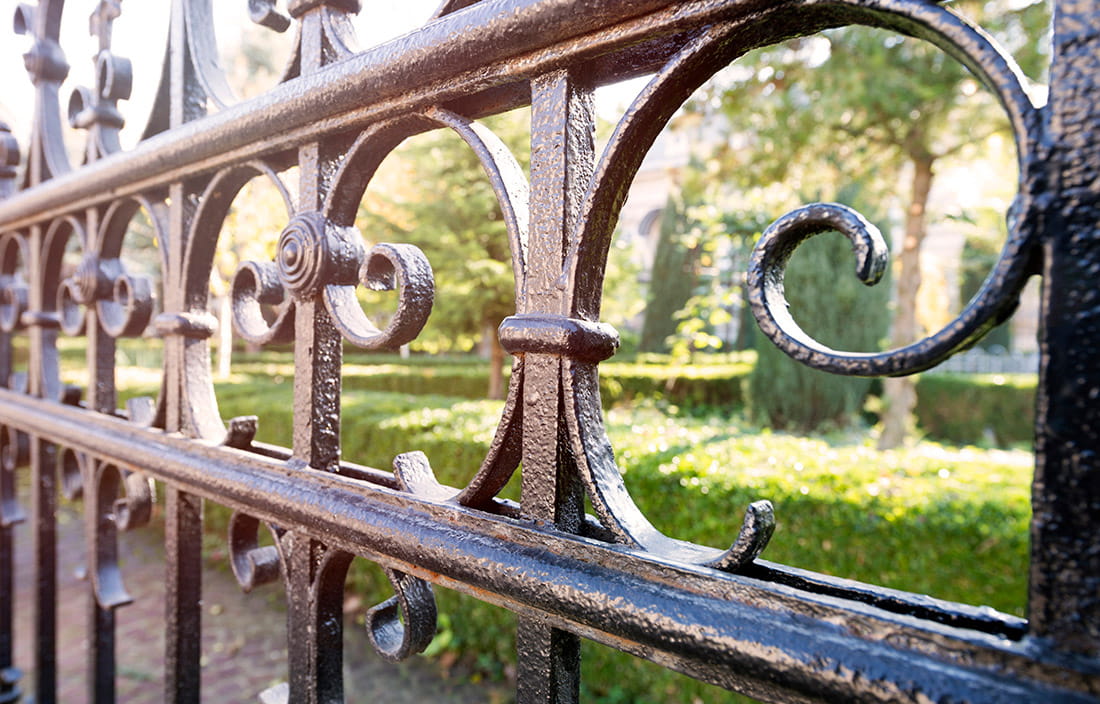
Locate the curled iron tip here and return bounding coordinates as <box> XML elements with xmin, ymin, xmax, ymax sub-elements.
<box><xmin>702</xmin><ymin>500</ymin><xmax>776</xmax><ymax>573</ymax></box>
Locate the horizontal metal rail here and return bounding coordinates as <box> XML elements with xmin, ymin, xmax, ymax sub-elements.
<box><xmin>0</xmin><ymin>388</ymin><xmax>1094</xmax><ymax>703</ymax></box>
<box><xmin>0</xmin><ymin>0</ymin><xmax>711</xmax><ymax>231</ymax></box>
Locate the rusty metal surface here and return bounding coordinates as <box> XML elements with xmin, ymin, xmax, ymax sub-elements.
<box><xmin>0</xmin><ymin>1</ymin><xmax>1096</xmax><ymax>703</ymax></box>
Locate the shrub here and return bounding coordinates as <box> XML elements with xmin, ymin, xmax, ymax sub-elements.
<box><xmin>915</xmin><ymin>373</ymin><xmax>1035</xmax><ymax>446</ymax></box>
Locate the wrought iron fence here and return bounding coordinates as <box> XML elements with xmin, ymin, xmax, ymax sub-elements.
<box><xmin>0</xmin><ymin>0</ymin><xmax>1097</xmax><ymax>702</ymax></box>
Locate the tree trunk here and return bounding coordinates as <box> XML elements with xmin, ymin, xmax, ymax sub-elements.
<box><xmin>878</xmin><ymin>154</ymin><xmax>934</xmax><ymax>450</ymax></box>
<box><xmin>485</xmin><ymin>320</ymin><xmax>505</xmax><ymax>400</ymax></box>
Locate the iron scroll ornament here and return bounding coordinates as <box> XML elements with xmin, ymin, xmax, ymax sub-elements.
<box><xmin>180</xmin><ymin>159</ymin><xmax>297</xmax><ymax>443</ymax></box>
<box><xmin>746</xmin><ymin>195</ymin><xmax>1040</xmax><ymax>376</ymax></box>
<box><xmin>227</xmin><ymin>510</ymin><xmax>437</xmax><ymax>664</ymax></box>
<box><xmin>230</xmin><ymin>210</ymin><xmax>435</xmax><ymax>351</ymax></box>
<box><xmin>546</xmin><ymin>0</ymin><xmax>1045</xmax><ymax>378</ymax></box>
<box><xmin>319</xmin><ymin>106</ymin><xmax>531</xmax><ymax>509</ymax></box>
<box><xmin>54</xmin><ymin>199</ymin><xmax>164</xmax><ymax>341</ymax></box>
<box><xmin>307</xmin><ymin>96</ymin><xmax>780</xmax><ymax>568</ymax></box>
<box><xmin>722</xmin><ymin>2</ymin><xmax>1045</xmax><ymax>377</ymax></box>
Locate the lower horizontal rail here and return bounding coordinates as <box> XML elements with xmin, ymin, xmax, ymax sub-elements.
<box><xmin>0</xmin><ymin>388</ymin><xmax>1095</xmax><ymax>703</ymax></box>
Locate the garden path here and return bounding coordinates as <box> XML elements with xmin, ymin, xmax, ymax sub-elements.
<box><xmin>10</xmin><ymin>489</ymin><xmax>494</xmax><ymax>703</ymax></box>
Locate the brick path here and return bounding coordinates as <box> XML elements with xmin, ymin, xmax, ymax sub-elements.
<box><xmin>11</xmin><ymin>494</ymin><xmax>498</xmax><ymax>703</ymax></box>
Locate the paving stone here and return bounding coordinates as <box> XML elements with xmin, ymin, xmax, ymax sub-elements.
<box><xmin>10</xmin><ymin>491</ymin><xmax>500</xmax><ymax>702</ymax></box>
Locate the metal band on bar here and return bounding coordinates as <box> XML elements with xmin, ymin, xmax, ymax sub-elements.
<box><xmin>499</xmin><ymin>314</ymin><xmax>619</xmax><ymax>362</ymax></box>
<box><xmin>153</xmin><ymin>313</ymin><xmax>218</xmax><ymax>339</ymax></box>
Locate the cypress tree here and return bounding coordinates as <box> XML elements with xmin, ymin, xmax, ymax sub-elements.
<box><xmin>959</xmin><ymin>234</ymin><xmax>1011</xmax><ymax>351</ymax></box>
<box><xmin>639</xmin><ymin>195</ymin><xmax>700</xmax><ymax>353</ymax></box>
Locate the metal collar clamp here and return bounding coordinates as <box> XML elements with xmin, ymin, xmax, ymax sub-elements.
<box><xmin>498</xmin><ymin>313</ymin><xmax>619</xmax><ymax>363</ymax></box>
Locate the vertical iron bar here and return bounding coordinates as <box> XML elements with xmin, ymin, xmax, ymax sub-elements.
<box><xmin>21</xmin><ymin>5</ymin><xmax>68</xmax><ymax>698</ymax></box>
<box><xmin>81</xmin><ymin>199</ymin><xmax>120</xmax><ymax>704</ymax></box>
<box><xmin>283</xmin><ymin>9</ymin><xmax>351</xmax><ymax>703</ymax></box>
<box><xmin>28</xmin><ymin>219</ymin><xmax>56</xmax><ymax>703</ymax></box>
<box><xmin>163</xmin><ymin>2</ymin><xmax>208</xmax><ymax>701</ymax></box>
<box><xmin>1030</xmin><ymin>0</ymin><xmax>1100</xmax><ymax>656</ymax></box>
<box><xmin>164</xmin><ymin>489</ymin><xmax>202</xmax><ymax>703</ymax></box>
<box><xmin>84</xmin><ymin>490</ymin><xmax>117</xmax><ymax>704</ymax></box>
<box><xmin>29</xmin><ymin>436</ymin><xmax>55</xmax><ymax>704</ymax></box>
<box><xmin>0</xmin><ymin>522</ymin><xmax>15</xmax><ymax>704</ymax></box>
<box><xmin>284</xmin><ymin>534</ymin><xmax>348</xmax><ymax>704</ymax></box>
<box><xmin>516</xmin><ymin>68</ymin><xmax>595</xmax><ymax>704</ymax></box>
<box><xmin>290</xmin><ymin>8</ymin><xmax>343</xmax><ymax>474</ymax></box>
<box><xmin>285</xmin><ymin>536</ymin><xmax>316</xmax><ymax>699</ymax></box>
<box><xmin>86</xmin><ymin>492</ymin><xmax>117</xmax><ymax>703</ymax></box>
<box><xmin>289</xmin><ymin>291</ymin><xmax>343</xmax><ymax>473</ymax></box>
<box><xmin>0</xmin><ymin>306</ymin><xmax>18</xmax><ymax>703</ymax></box>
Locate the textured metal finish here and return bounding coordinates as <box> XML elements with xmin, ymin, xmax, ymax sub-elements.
<box><xmin>1031</xmin><ymin>0</ymin><xmax>1100</xmax><ymax>656</ymax></box>
<box><xmin>0</xmin><ymin>1</ymin><xmax>1096</xmax><ymax>703</ymax></box>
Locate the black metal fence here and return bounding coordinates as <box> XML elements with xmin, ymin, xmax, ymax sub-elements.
<box><xmin>0</xmin><ymin>1</ymin><xmax>1097</xmax><ymax>702</ymax></box>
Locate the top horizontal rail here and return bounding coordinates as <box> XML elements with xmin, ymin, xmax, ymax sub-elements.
<box><xmin>0</xmin><ymin>0</ymin><xmax>733</xmax><ymax>232</ymax></box>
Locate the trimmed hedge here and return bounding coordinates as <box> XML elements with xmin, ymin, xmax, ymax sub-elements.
<box><xmin>64</xmin><ymin>340</ymin><xmax>1036</xmax><ymax>449</ymax></box>
<box><xmin>599</xmin><ymin>361</ymin><xmax>750</xmax><ymax>408</ymax></box>
<box><xmin>915</xmin><ymin>373</ymin><xmax>1036</xmax><ymax>447</ymax></box>
<box><xmin>255</xmin><ymin>362</ymin><xmax>500</xmax><ymax>400</ymax></box>
<box><xmin>228</xmin><ymin>359</ymin><xmax>752</xmax><ymax>410</ymax></box>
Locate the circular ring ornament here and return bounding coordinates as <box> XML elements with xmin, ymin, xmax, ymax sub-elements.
<box><xmin>277</xmin><ymin>212</ymin><xmax>329</xmax><ymax>298</ymax></box>
<box><xmin>0</xmin><ymin>234</ymin><xmax>28</xmax><ymax>334</ymax></box>
<box><xmin>98</xmin><ymin>272</ymin><xmax>154</xmax><ymax>338</ymax></box>
<box><xmin>231</xmin><ymin>261</ymin><xmax>294</xmax><ymax>345</ymax></box>
<box><xmin>276</xmin><ymin>211</ymin><xmax>361</xmax><ymax>299</ymax></box>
